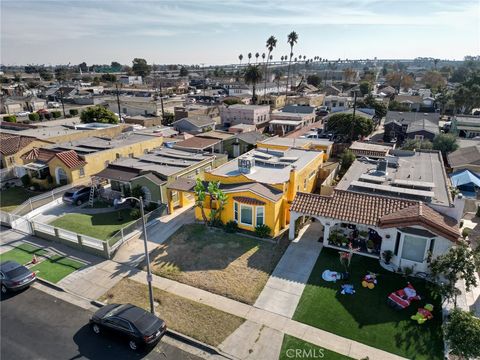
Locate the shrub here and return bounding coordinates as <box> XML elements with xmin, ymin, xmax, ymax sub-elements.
<box><xmin>31</xmin><ymin>183</ymin><xmax>41</xmax><ymax>191</ymax></box>
<box><xmin>144</xmin><ymin>202</ymin><xmax>158</xmax><ymax>212</ymax></box>
<box><xmin>65</xmin><ymin>114</ymin><xmax>72</xmax><ymax>118</ymax></box>
<box><xmin>43</xmin><ymin>113</ymin><xmax>51</xmax><ymax>120</ymax></box>
<box><xmin>225</xmin><ymin>220</ymin><xmax>238</xmax><ymax>233</ymax></box>
<box><xmin>52</xmin><ymin>111</ymin><xmax>61</xmax><ymax>118</ymax></box>
<box><xmin>130</xmin><ymin>208</ymin><xmax>141</xmax><ymax>219</ymax></box>
<box><xmin>255</xmin><ymin>224</ymin><xmax>271</xmax><ymax>238</ymax></box>
<box><xmin>4</xmin><ymin>115</ymin><xmax>17</xmax><ymax>123</ymax></box>
<box><xmin>210</xmin><ymin>218</ymin><xmax>224</xmax><ymax>228</ymax></box>
<box><xmin>28</xmin><ymin>112</ymin><xmax>40</xmax><ymax>121</ymax></box>
<box><xmin>69</xmin><ymin>109</ymin><xmax>79</xmax><ymax>116</ymax></box>
<box><xmin>462</xmin><ymin>227</ymin><xmax>472</xmax><ymax>239</ymax></box>
<box><xmin>20</xmin><ymin>174</ymin><xmax>31</xmax><ymax>187</ymax></box>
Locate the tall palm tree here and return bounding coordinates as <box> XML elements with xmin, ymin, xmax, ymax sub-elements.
<box><xmin>263</xmin><ymin>35</ymin><xmax>277</xmax><ymax>103</ymax></box>
<box><xmin>255</xmin><ymin>52</ymin><xmax>260</xmax><ymax>63</ymax></box>
<box><xmin>285</xmin><ymin>31</ymin><xmax>298</xmax><ymax>99</ymax></box>
<box><xmin>262</xmin><ymin>53</ymin><xmax>266</xmax><ymax>63</ymax></box>
<box><xmin>281</xmin><ymin>55</ymin><xmax>284</xmax><ymax>62</ymax></box>
<box><xmin>244</xmin><ymin>65</ymin><xmax>263</xmax><ymax>104</ymax></box>
<box><xmin>248</xmin><ymin>53</ymin><xmax>252</xmax><ymax>64</ymax></box>
<box><xmin>238</xmin><ymin>54</ymin><xmax>243</xmax><ymax>66</ymax></box>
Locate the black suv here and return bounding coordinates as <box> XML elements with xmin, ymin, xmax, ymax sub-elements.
<box><xmin>62</xmin><ymin>186</ymin><xmax>92</xmax><ymax>206</ymax></box>
<box><xmin>90</xmin><ymin>303</ymin><xmax>167</xmax><ymax>351</ymax></box>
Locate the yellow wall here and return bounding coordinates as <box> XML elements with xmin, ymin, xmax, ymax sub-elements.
<box><xmin>44</xmin><ymin>124</ymin><xmax>128</xmax><ymax>143</ymax></box>
<box><xmin>2</xmin><ymin>139</ymin><xmax>53</xmax><ymax>169</ymax></box>
<box><xmin>256</xmin><ymin>141</ymin><xmax>331</xmax><ymax>161</ymax></box>
<box><xmin>188</xmin><ymin>149</ymin><xmax>324</xmax><ymax>237</ymax></box>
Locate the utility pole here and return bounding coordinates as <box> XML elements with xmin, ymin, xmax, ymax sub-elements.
<box><xmin>351</xmin><ymin>91</ymin><xmax>357</xmax><ymax>142</ymax></box>
<box><xmin>59</xmin><ymin>88</ymin><xmax>66</xmax><ymax>118</ymax></box>
<box><xmin>115</xmin><ymin>83</ymin><xmax>122</xmax><ymax>121</ymax></box>
<box><xmin>201</xmin><ymin>63</ymin><xmax>206</xmax><ymax>97</ymax></box>
<box><xmin>153</xmin><ymin>64</ymin><xmax>165</xmax><ymax>123</ymax></box>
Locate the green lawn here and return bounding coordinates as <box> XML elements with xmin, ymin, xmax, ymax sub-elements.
<box><xmin>0</xmin><ymin>243</ymin><xmax>48</xmax><ymax>265</ymax></box>
<box><xmin>49</xmin><ymin>209</ymin><xmax>136</xmax><ymax>240</ymax></box>
<box><xmin>293</xmin><ymin>248</ymin><xmax>444</xmax><ymax>360</ymax></box>
<box><xmin>0</xmin><ymin>187</ymin><xmax>40</xmax><ymax>212</ymax></box>
<box><xmin>31</xmin><ymin>255</ymin><xmax>85</xmax><ymax>283</ymax></box>
<box><xmin>279</xmin><ymin>335</ymin><xmax>353</xmax><ymax>360</ymax></box>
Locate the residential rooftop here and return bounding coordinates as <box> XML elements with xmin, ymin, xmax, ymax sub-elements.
<box><xmin>335</xmin><ymin>150</ymin><xmax>451</xmax><ymax>207</ymax></box>
<box><xmin>258</xmin><ymin>136</ymin><xmax>333</xmax><ymax>148</ymax></box>
<box><xmin>210</xmin><ymin>148</ymin><xmax>323</xmax><ymax>184</ymax></box>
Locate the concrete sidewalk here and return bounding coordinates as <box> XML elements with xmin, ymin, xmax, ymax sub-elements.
<box><xmin>254</xmin><ymin>222</ymin><xmax>322</xmax><ymax>318</ymax></box>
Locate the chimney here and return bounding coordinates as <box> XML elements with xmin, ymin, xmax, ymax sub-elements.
<box><xmin>287</xmin><ymin>165</ymin><xmax>297</xmax><ymax>202</ymax></box>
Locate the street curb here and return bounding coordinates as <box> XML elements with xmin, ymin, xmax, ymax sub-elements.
<box><xmin>36</xmin><ymin>277</ymin><xmax>65</xmax><ymax>292</ymax></box>
<box><xmin>89</xmin><ymin>300</ymin><xmax>233</xmax><ymax>359</ymax></box>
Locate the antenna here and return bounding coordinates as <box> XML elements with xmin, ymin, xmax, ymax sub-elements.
<box><xmin>153</xmin><ymin>63</ymin><xmax>165</xmax><ymax>124</ymax></box>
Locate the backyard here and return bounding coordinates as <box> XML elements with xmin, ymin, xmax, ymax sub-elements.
<box><xmin>0</xmin><ymin>243</ymin><xmax>85</xmax><ymax>283</ymax></box>
<box><xmin>145</xmin><ymin>224</ymin><xmax>289</xmax><ymax>304</ymax></box>
<box><xmin>293</xmin><ymin>248</ymin><xmax>444</xmax><ymax>360</ymax></box>
<box><xmin>0</xmin><ymin>186</ymin><xmax>42</xmax><ymax>212</ymax></box>
<box><xmin>100</xmin><ymin>278</ymin><xmax>245</xmax><ymax>346</ymax></box>
<box><xmin>279</xmin><ymin>335</ymin><xmax>353</xmax><ymax>360</ymax></box>
<box><xmin>49</xmin><ymin>209</ymin><xmax>137</xmax><ymax>240</ymax></box>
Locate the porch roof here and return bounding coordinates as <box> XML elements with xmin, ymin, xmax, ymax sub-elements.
<box><xmin>95</xmin><ymin>165</ymin><xmax>141</xmax><ymax>182</ymax></box>
<box><xmin>290</xmin><ymin>190</ymin><xmax>460</xmax><ymax>242</ymax></box>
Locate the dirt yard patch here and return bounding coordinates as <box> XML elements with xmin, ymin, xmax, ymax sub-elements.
<box><xmin>145</xmin><ymin>224</ymin><xmax>289</xmax><ymax>304</ymax></box>
<box><xmin>100</xmin><ymin>278</ymin><xmax>244</xmax><ymax>346</ymax></box>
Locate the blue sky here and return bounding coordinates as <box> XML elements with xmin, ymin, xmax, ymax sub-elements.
<box><xmin>1</xmin><ymin>0</ymin><xmax>479</xmax><ymax>65</ymax></box>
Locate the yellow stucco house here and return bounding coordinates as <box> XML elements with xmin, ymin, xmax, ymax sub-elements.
<box><xmin>0</xmin><ymin>133</ymin><xmax>52</xmax><ymax>169</ymax></box>
<box><xmin>21</xmin><ymin>133</ymin><xmax>163</xmax><ymax>186</ymax></box>
<box><xmin>167</xmin><ymin>146</ymin><xmax>325</xmax><ymax>237</ymax></box>
<box><xmin>256</xmin><ymin>136</ymin><xmax>333</xmax><ymax>161</ymax></box>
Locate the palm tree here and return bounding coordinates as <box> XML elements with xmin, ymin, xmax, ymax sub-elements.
<box><xmin>238</xmin><ymin>54</ymin><xmax>243</xmax><ymax>66</ymax></box>
<box><xmin>281</xmin><ymin>55</ymin><xmax>284</xmax><ymax>62</ymax></box>
<box><xmin>262</xmin><ymin>53</ymin><xmax>266</xmax><ymax>63</ymax></box>
<box><xmin>263</xmin><ymin>35</ymin><xmax>277</xmax><ymax>103</ymax></box>
<box><xmin>248</xmin><ymin>53</ymin><xmax>252</xmax><ymax>64</ymax></box>
<box><xmin>244</xmin><ymin>65</ymin><xmax>263</xmax><ymax>104</ymax></box>
<box><xmin>285</xmin><ymin>31</ymin><xmax>298</xmax><ymax>99</ymax></box>
<box><xmin>255</xmin><ymin>52</ymin><xmax>260</xmax><ymax>63</ymax></box>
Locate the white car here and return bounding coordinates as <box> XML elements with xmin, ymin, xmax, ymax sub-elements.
<box><xmin>15</xmin><ymin>111</ymin><xmax>31</xmax><ymax>117</ymax></box>
<box><xmin>48</xmin><ymin>102</ymin><xmax>60</xmax><ymax>108</ymax></box>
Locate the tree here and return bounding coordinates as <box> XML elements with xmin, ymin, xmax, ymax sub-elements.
<box><xmin>28</xmin><ymin>113</ymin><xmax>40</xmax><ymax>121</ymax></box>
<box><xmin>432</xmin><ymin>133</ymin><xmax>459</xmax><ymax>156</ymax></box>
<box><xmin>343</xmin><ymin>68</ymin><xmax>356</xmax><ymax>82</ymax></box>
<box><xmin>244</xmin><ymin>65</ymin><xmax>262</xmax><ymax>104</ymax></box>
<box><xmin>179</xmin><ymin>66</ymin><xmax>189</xmax><ymax>77</ymax></box>
<box><xmin>363</xmin><ymin>94</ymin><xmax>387</xmax><ymax>119</ymax></box>
<box><xmin>444</xmin><ymin>308</ymin><xmax>480</xmax><ymax>360</ymax></box>
<box><xmin>284</xmin><ymin>31</ymin><xmax>298</xmax><ymax>99</ymax></box>
<box><xmin>161</xmin><ymin>112</ymin><xmax>174</xmax><ymax>126</ymax></box>
<box><xmin>263</xmin><ymin>35</ymin><xmax>277</xmax><ymax>102</ymax></box>
<box><xmin>78</xmin><ymin>62</ymin><xmax>88</xmax><ymax>72</ymax></box>
<box><xmin>247</xmin><ymin>52</ymin><xmax>252</xmax><ymax>64</ymax></box>
<box><xmin>326</xmin><ymin>113</ymin><xmax>374</xmax><ymax>142</ymax></box>
<box><xmin>101</xmin><ymin>74</ymin><xmax>116</xmax><ymax>82</ymax></box>
<box><xmin>80</xmin><ymin>106</ymin><xmax>118</xmax><ymax>124</ymax></box>
<box><xmin>388</xmin><ymin>100</ymin><xmax>411</xmax><ymax>112</ymax></box>
<box><xmin>401</xmin><ymin>138</ymin><xmax>433</xmax><ymax>150</ymax></box>
<box><xmin>39</xmin><ymin>69</ymin><xmax>53</xmax><ymax>81</ymax></box>
<box><xmin>193</xmin><ymin>179</ymin><xmax>227</xmax><ymax>226</ymax></box>
<box><xmin>306</xmin><ymin>74</ymin><xmax>321</xmax><ymax>87</ymax></box>
<box><xmin>359</xmin><ymin>81</ymin><xmax>372</xmax><ymax>96</ymax></box>
<box><xmin>223</xmin><ymin>98</ymin><xmax>242</xmax><ymax>106</ymax></box>
<box><xmin>110</xmin><ymin>61</ymin><xmax>122</xmax><ymax>71</ymax></box>
<box><xmin>423</xmin><ymin>71</ymin><xmax>446</xmax><ymax>91</ymax></box>
<box><xmin>4</xmin><ymin>115</ymin><xmax>17</xmax><ymax>123</ymax></box>
<box><xmin>54</xmin><ymin>67</ymin><xmax>68</xmax><ymax>82</ymax></box>
<box><xmin>339</xmin><ymin>149</ymin><xmax>356</xmax><ymax>175</ymax></box>
<box><xmin>255</xmin><ymin>52</ymin><xmax>260</xmax><ymax>63</ymax></box>
<box><xmin>132</xmin><ymin>58</ymin><xmax>151</xmax><ymax>77</ymax></box>
<box><xmin>430</xmin><ymin>242</ymin><xmax>480</xmax><ymax>307</ymax></box>
<box><xmin>385</xmin><ymin>72</ymin><xmax>414</xmax><ymax>90</ymax></box>
<box><xmin>238</xmin><ymin>54</ymin><xmax>243</xmax><ymax>65</ymax></box>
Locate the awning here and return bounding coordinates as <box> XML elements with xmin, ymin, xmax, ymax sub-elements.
<box><xmin>167</xmin><ymin>178</ymin><xmax>197</xmax><ymax>192</ymax></box>
<box><xmin>95</xmin><ymin>166</ymin><xmax>140</xmax><ymax>182</ymax></box>
<box><xmin>450</xmin><ymin>169</ymin><xmax>480</xmax><ymax>188</ymax></box>
<box><xmin>23</xmin><ymin>162</ymin><xmax>48</xmax><ymax>171</ymax></box>
<box><xmin>269</xmin><ymin>120</ymin><xmax>303</xmax><ymax>126</ymax></box>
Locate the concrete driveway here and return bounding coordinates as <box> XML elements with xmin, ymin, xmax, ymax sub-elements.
<box><xmin>254</xmin><ymin>221</ymin><xmax>323</xmax><ymax>318</ymax></box>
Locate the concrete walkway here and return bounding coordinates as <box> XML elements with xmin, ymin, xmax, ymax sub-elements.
<box><xmin>254</xmin><ymin>222</ymin><xmax>323</xmax><ymax>318</ymax></box>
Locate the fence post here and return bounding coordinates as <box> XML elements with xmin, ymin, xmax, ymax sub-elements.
<box><xmin>51</xmin><ymin>191</ymin><xmax>55</xmax><ymax>202</ymax></box>
<box><xmin>29</xmin><ymin>198</ymin><xmax>33</xmax><ymax>211</ymax></box>
<box><xmin>103</xmin><ymin>241</ymin><xmax>110</xmax><ymax>259</ymax></box>
<box><xmin>121</xmin><ymin>228</ymin><xmax>124</xmax><ymax>243</ymax></box>
<box><xmin>77</xmin><ymin>234</ymin><xmax>83</xmax><ymax>248</ymax></box>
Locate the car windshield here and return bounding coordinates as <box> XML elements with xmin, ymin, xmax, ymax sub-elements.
<box><xmin>64</xmin><ymin>191</ymin><xmax>74</xmax><ymax>197</ymax></box>
<box><xmin>6</xmin><ymin>266</ymin><xmax>29</xmax><ymax>279</ymax></box>
<box><xmin>105</xmin><ymin>304</ymin><xmax>128</xmax><ymax>318</ymax></box>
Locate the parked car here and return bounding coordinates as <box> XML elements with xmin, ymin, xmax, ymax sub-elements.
<box><xmin>48</xmin><ymin>102</ymin><xmax>60</xmax><ymax>108</ymax></box>
<box><xmin>90</xmin><ymin>303</ymin><xmax>167</xmax><ymax>351</ymax></box>
<box><xmin>37</xmin><ymin>109</ymin><xmax>50</xmax><ymax>115</ymax></box>
<box><xmin>316</xmin><ymin>110</ymin><xmax>329</xmax><ymax>116</ymax></box>
<box><xmin>0</xmin><ymin>260</ymin><xmax>36</xmax><ymax>294</ymax></box>
<box><xmin>300</xmin><ymin>131</ymin><xmax>320</xmax><ymax>139</ymax></box>
<box><xmin>62</xmin><ymin>186</ymin><xmax>92</xmax><ymax>206</ymax></box>
<box><xmin>15</xmin><ymin>111</ymin><xmax>31</xmax><ymax>117</ymax></box>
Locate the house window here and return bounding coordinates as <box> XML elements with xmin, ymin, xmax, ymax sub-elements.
<box><xmin>240</xmin><ymin>204</ymin><xmax>253</xmax><ymax>226</ymax></box>
<box><xmin>116</xmin><ymin>153</ymin><xmax>120</xmax><ymax>159</ymax></box>
<box><xmin>309</xmin><ymin>171</ymin><xmax>316</xmax><ymax>180</ymax></box>
<box><xmin>234</xmin><ymin>202</ymin><xmax>239</xmax><ymax>222</ymax></box>
<box><xmin>79</xmin><ymin>167</ymin><xmax>85</xmax><ymax>177</ymax></box>
<box><xmin>304</xmin><ymin>179</ymin><xmax>307</xmax><ymax>190</ymax></box>
<box><xmin>256</xmin><ymin>206</ymin><xmax>264</xmax><ymax>226</ymax></box>
<box><xmin>401</xmin><ymin>235</ymin><xmax>428</xmax><ymax>263</ymax></box>
<box><xmin>414</xmin><ymin>135</ymin><xmax>424</xmax><ymax>140</ymax></box>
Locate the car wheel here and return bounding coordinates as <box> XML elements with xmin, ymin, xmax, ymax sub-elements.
<box><xmin>91</xmin><ymin>324</ymin><xmax>100</xmax><ymax>334</ymax></box>
<box><xmin>76</xmin><ymin>199</ymin><xmax>83</xmax><ymax>206</ymax></box>
<box><xmin>128</xmin><ymin>340</ymin><xmax>138</xmax><ymax>351</ymax></box>
<box><xmin>1</xmin><ymin>285</ymin><xmax>7</xmax><ymax>294</ymax></box>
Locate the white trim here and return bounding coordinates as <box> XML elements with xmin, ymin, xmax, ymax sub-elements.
<box><xmin>234</xmin><ymin>201</ymin><xmax>239</xmax><ymax>222</ymax></box>
<box><xmin>239</xmin><ymin>203</ymin><xmax>254</xmax><ymax>226</ymax></box>
<box><xmin>255</xmin><ymin>206</ymin><xmax>265</xmax><ymax>226</ymax></box>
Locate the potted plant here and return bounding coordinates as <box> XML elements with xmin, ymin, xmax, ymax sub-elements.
<box><xmin>339</xmin><ymin>235</ymin><xmax>348</xmax><ymax>247</ymax></box>
<box><xmin>359</xmin><ymin>230</ymin><xmax>368</xmax><ymax>240</ymax></box>
<box><xmin>382</xmin><ymin>250</ymin><xmax>393</xmax><ymax>264</ymax></box>
<box><xmin>366</xmin><ymin>240</ymin><xmax>374</xmax><ymax>253</ymax></box>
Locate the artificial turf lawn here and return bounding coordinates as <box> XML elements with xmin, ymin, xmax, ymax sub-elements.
<box><xmin>279</xmin><ymin>335</ymin><xmax>353</xmax><ymax>360</ymax></box>
<box><xmin>49</xmin><ymin>209</ymin><xmax>136</xmax><ymax>240</ymax></box>
<box><xmin>0</xmin><ymin>243</ymin><xmax>48</xmax><ymax>265</ymax></box>
<box><xmin>0</xmin><ymin>187</ymin><xmax>41</xmax><ymax>212</ymax></box>
<box><xmin>30</xmin><ymin>255</ymin><xmax>85</xmax><ymax>283</ymax></box>
<box><xmin>293</xmin><ymin>248</ymin><xmax>444</xmax><ymax>360</ymax></box>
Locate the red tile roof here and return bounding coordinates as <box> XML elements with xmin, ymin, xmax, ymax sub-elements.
<box><xmin>54</xmin><ymin>150</ymin><xmax>86</xmax><ymax>169</ymax></box>
<box><xmin>22</xmin><ymin>148</ymin><xmax>57</xmax><ymax>162</ymax></box>
<box><xmin>290</xmin><ymin>190</ymin><xmax>460</xmax><ymax>242</ymax></box>
<box><xmin>0</xmin><ymin>134</ymin><xmax>38</xmax><ymax>155</ymax></box>
<box><xmin>233</xmin><ymin>196</ymin><xmax>266</xmax><ymax>206</ymax></box>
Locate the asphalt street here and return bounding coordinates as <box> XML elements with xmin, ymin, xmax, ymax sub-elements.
<box><xmin>1</xmin><ymin>287</ymin><xmax>202</xmax><ymax>360</ymax></box>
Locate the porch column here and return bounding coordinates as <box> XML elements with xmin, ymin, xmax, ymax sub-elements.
<box><xmin>166</xmin><ymin>189</ymin><xmax>174</xmax><ymax>214</ymax></box>
<box><xmin>323</xmin><ymin>222</ymin><xmax>331</xmax><ymax>246</ymax></box>
<box><xmin>289</xmin><ymin>211</ymin><xmax>300</xmax><ymax>240</ymax></box>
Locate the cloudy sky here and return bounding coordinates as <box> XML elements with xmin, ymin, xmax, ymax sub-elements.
<box><xmin>1</xmin><ymin>0</ymin><xmax>479</xmax><ymax>65</ymax></box>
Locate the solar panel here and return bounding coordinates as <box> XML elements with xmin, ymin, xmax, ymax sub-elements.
<box><xmin>351</xmin><ymin>180</ymin><xmax>434</xmax><ymax>198</ymax></box>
